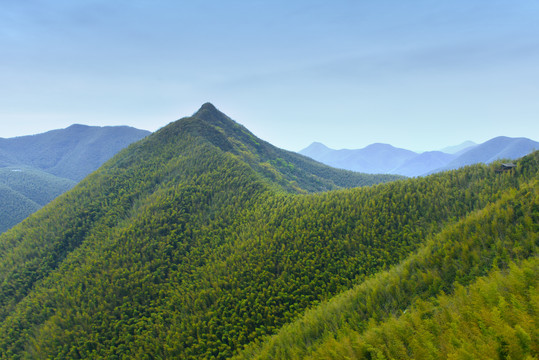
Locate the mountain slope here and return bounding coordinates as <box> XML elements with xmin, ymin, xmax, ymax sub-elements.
<box><xmin>0</xmin><ymin>104</ymin><xmax>402</xmax><ymax>359</ymax></box>
<box><xmin>0</xmin><ymin>183</ymin><xmax>41</xmax><ymax>233</ymax></box>
<box><xmin>0</xmin><ymin>167</ymin><xmax>74</xmax><ymax>206</ymax></box>
<box><xmin>176</xmin><ymin>103</ymin><xmax>403</xmax><ymax>191</ymax></box>
<box><xmin>440</xmin><ymin>140</ymin><xmax>477</xmax><ymax>154</ymax></box>
<box><xmin>392</xmin><ymin>150</ymin><xmax>456</xmax><ymax>177</ymax></box>
<box><xmin>0</xmin><ymin>124</ymin><xmax>150</xmax><ymax>181</ymax></box>
<box><xmin>234</xmin><ymin>162</ymin><xmax>538</xmax><ymax>359</ymax></box>
<box><xmin>435</xmin><ymin>136</ymin><xmax>539</xmax><ymax>173</ymax></box>
<box><xmin>307</xmin><ymin>258</ymin><xmax>538</xmax><ymax>360</ymax></box>
<box><xmin>0</xmin><ymin>167</ymin><xmax>75</xmax><ymax>232</ymax></box>
<box><xmin>0</xmin><ymin>104</ymin><xmax>536</xmax><ymax>359</ymax></box>
<box><xmin>301</xmin><ymin>136</ymin><xmax>538</xmax><ymax>177</ymax></box>
<box><xmin>299</xmin><ymin>142</ymin><xmax>417</xmax><ymax>174</ymax></box>
<box><xmin>0</xmin><ymin>125</ymin><xmax>149</xmax><ymax>233</ymax></box>
<box><xmin>298</xmin><ymin>142</ymin><xmax>333</xmax><ymax>161</ymax></box>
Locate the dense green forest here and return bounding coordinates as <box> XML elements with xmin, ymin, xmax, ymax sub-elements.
<box><xmin>0</xmin><ymin>104</ymin><xmax>536</xmax><ymax>359</ymax></box>
<box><xmin>0</xmin><ymin>167</ymin><xmax>75</xmax><ymax>233</ymax></box>
<box><xmin>234</xmin><ymin>174</ymin><xmax>538</xmax><ymax>359</ymax></box>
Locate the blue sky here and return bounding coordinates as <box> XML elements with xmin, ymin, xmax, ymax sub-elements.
<box><xmin>1</xmin><ymin>0</ymin><xmax>538</xmax><ymax>152</ymax></box>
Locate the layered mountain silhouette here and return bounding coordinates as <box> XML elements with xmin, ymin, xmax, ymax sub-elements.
<box><xmin>300</xmin><ymin>136</ymin><xmax>538</xmax><ymax>176</ymax></box>
<box><xmin>0</xmin><ymin>124</ymin><xmax>150</xmax><ymax>181</ymax></box>
<box><xmin>0</xmin><ymin>167</ymin><xmax>75</xmax><ymax>233</ymax></box>
<box><xmin>0</xmin><ymin>103</ymin><xmax>536</xmax><ymax>359</ymax></box>
<box><xmin>301</xmin><ymin>142</ymin><xmax>417</xmax><ymax>175</ymax></box>
<box><xmin>440</xmin><ymin>140</ymin><xmax>477</xmax><ymax>154</ymax></box>
<box><xmin>0</xmin><ymin>124</ymin><xmax>150</xmax><ymax>232</ymax></box>
<box><xmin>433</xmin><ymin>136</ymin><xmax>539</xmax><ymax>173</ymax></box>
<box><xmin>393</xmin><ymin>150</ymin><xmax>456</xmax><ymax>177</ymax></box>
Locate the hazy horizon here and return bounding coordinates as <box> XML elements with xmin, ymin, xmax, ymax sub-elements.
<box><xmin>2</xmin><ymin>1</ymin><xmax>538</xmax><ymax>152</ymax></box>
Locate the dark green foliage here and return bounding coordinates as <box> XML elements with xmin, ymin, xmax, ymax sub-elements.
<box><xmin>0</xmin><ymin>104</ymin><xmax>537</xmax><ymax>359</ymax></box>
<box><xmin>0</xmin><ymin>167</ymin><xmax>75</xmax><ymax>206</ymax></box>
<box><xmin>0</xmin><ymin>167</ymin><xmax>75</xmax><ymax>233</ymax></box>
<box><xmin>0</xmin><ymin>183</ymin><xmax>40</xmax><ymax>232</ymax></box>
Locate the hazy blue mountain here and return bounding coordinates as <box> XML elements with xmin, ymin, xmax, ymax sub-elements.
<box><xmin>301</xmin><ymin>136</ymin><xmax>538</xmax><ymax>177</ymax></box>
<box><xmin>0</xmin><ymin>125</ymin><xmax>150</xmax><ymax>233</ymax></box>
<box><xmin>0</xmin><ymin>183</ymin><xmax>40</xmax><ymax>233</ymax></box>
<box><xmin>0</xmin><ymin>124</ymin><xmax>151</xmax><ymax>181</ymax></box>
<box><xmin>440</xmin><ymin>140</ymin><xmax>477</xmax><ymax>154</ymax></box>
<box><xmin>393</xmin><ymin>151</ymin><xmax>456</xmax><ymax>177</ymax></box>
<box><xmin>0</xmin><ymin>166</ymin><xmax>75</xmax><ymax>206</ymax></box>
<box><xmin>434</xmin><ymin>136</ymin><xmax>539</xmax><ymax>173</ymax></box>
<box><xmin>0</xmin><ymin>148</ymin><xmax>17</xmax><ymax>166</ymax></box>
<box><xmin>0</xmin><ymin>167</ymin><xmax>75</xmax><ymax>233</ymax></box>
<box><xmin>299</xmin><ymin>142</ymin><xmax>334</xmax><ymax>162</ymax></box>
<box><xmin>299</xmin><ymin>142</ymin><xmax>417</xmax><ymax>174</ymax></box>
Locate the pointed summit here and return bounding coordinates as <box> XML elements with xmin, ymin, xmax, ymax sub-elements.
<box><xmin>196</xmin><ymin>102</ymin><xmax>218</xmax><ymax>113</ymax></box>
<box><xmin>192</xmin><ymin>102</ymin><xmax>230</xmax><ymax>125</ymax></box>
<box><xmin>149</xmin><ymin>104</ymin><xmax>402</xmax><ymax>192</ymax></box>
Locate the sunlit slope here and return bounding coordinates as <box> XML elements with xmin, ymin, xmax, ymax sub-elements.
<box><xmin>0</xmin><ymin>104</ymin><xmax>399</xmax><ymax>359</ymax></box>
<box><xmin>234</xmin><ymin>155</ymin><xmax>538</xmax><ymax>360</ymax></box>
<box><xmin>0</xmin><ymin>104</ymin><xmax>536</xmax><ymax>359</ymax></box>
<box><xmin>306</xmin><ymin>258</ymin><xmax>538</xmax><ymax>360</ymax></box>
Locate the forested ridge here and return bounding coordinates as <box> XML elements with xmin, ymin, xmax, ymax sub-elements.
<box><xmin>0</xmin><ymin>103</ymin><xmax>537</xmax><ymax>359</ymax></box>
<box><xmin>0</xmin><ymin>167</ymin><xmax>75</xmax><ymax>233</ymax></box>
<box><xmin>235</xmin><ymin>173</ymin><xmax>538</xmax><ymax>359</ymax></box>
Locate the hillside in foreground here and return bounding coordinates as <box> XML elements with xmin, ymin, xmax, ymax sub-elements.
<box><xmin>0</xmin><ymin>103</ymin><xmax>537</xmax><ymax>359</ymax></box>
<box><xmin>234</xmin><ymin>161</ymin><xmax>538</xmax><ymax>359</ymax></box>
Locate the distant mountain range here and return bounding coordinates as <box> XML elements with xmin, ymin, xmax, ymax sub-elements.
<box><xmin>300</xmin><ymin>136</ymin><xmax>539</xmax><ymax>177</ymax></box>
<box><xmin>440</xmin><ymin>140</ymin><xmax>477</xmax><ymax>154</ymax></box>
<box><xmin>0</xmin><ymin>125</ymin><xmax>150</xmax><ymax>232</ymax></box>
<box><xmin>0</xmin><ymin>124</ymin><xmax>151</xmax><ymax>181</ymax></box>
<box><xmin>0</xmin><ymin>166</ymin><xmax>75</xmax><ymax>233</ymax></box>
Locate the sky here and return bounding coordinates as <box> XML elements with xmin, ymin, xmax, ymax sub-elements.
<box><xmin>1</xmin><ymin>0</ymin><xmax>538</xmax><ymax>152</ymax></box>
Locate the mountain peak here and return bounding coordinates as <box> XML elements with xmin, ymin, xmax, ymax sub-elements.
<box><xmin>192</xmin><ymin>102</ymin><xmax>228</xmax><ymax>123</ymax></box>
<box><xmin>197</xmin><ymin>102</ymin><xmax>218</xmax><ymax>112</ymax></box>
<box><xmin>304</xmin><ymin>142</ymin><xmax>331</xmax><ymax>151</ymax></box>
<box><xmin>299</xmin><ymin>142</ymin><xmax>332</xmax><ymax>159</ymax></box>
